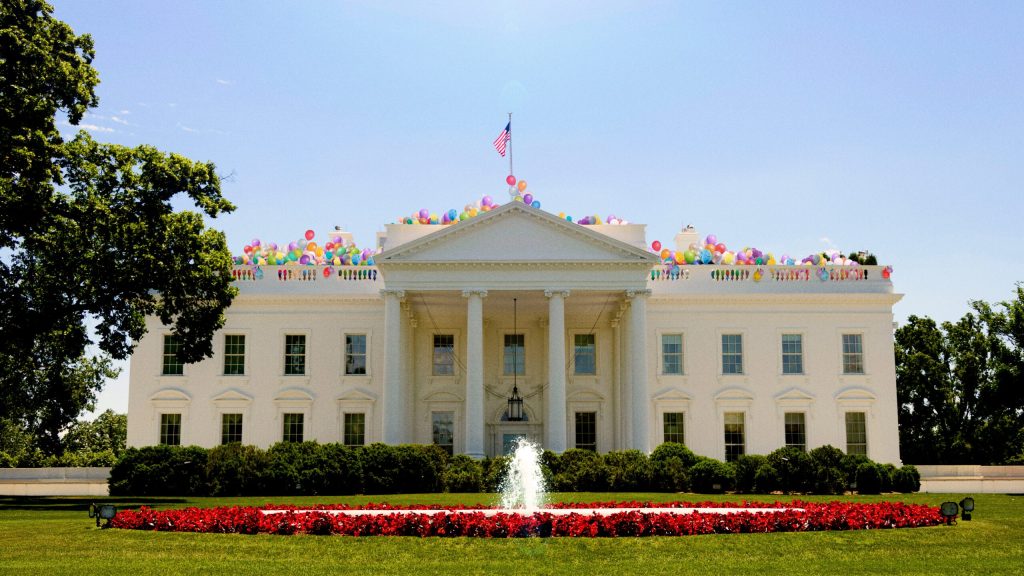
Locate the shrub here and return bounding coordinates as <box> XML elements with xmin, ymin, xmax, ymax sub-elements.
<box><xmin>841</xmin><ymin>453</ymin><xmax>871</xmax><ymax>489</ymax></box>
<box><xmin>552</xmin><ymin>449</ymin><xmax>608</xmax><ymax>491</ymax></box>
<box><xmin>48</xmin><ymin>449</ymin><xmax>118</xmax><ymax>467</ymax></box>
<box><xmin>0</xmin><ymin>451</ymin><xmax>16</xmax><ymax>468</ymax></box>
<box><xmin>360</xmin><ymin>444</ymin><xmax>446</xmax><ymax>494</ymax></box>
<box><xmin>893</xmin><ymin>465</ymin><xmax>921</xmax><ymax>493</ymax></box>
<box><xmin>109</xmin><ymin>445</ymin><xmax>209</xmax><ymax>496</ymax></box>
<box><xmin>443</xmin><ymin>454</ymin><xmax>484</xmax><ymax>493</ymax></box>
<box><xmin>689</xmin><ymin>458</ymin><xmax>734</xmax><ymax>493</ymax></box>
<box><xmin>603</xmin><ymin>450</ymin><xmax>652</xmax><ymax>491</ymax></box>
<box><xmin>651</xmin><ymin>456</ymin><xmax>689</xmax><ymax>492</ymax></box>
<box><xmin>809</xmin><ymin>445</ymin><xmax>848</xmax><ymax>494</ymax></box>
<box><xmin>878</xmin><ymin>463</ymin><xmax>897</xmax><ymax>492</ymax></box>
<box><xmin>855</xmin><ymin>462</ymin><xmax>883</xmax><ymax>494</ymax></box>
<box><xmin>767</xmin><ymin>446</ymin><xmax>814</xmax><ymax>493</ymax></box>
<box><xmin>733</xmin><ymin>455</ymin><xmax>768</xmax><ymax>493</ymax></box>
<box><xmin>317</xmin><ymin>443</ymin><xmax>363</xmax><ymax>495</ymax></box>
<box><xmin>753</xmin><ymin>462</ymin><xmax>781</xmax><ymax>493</ymax></box>
<box><xmin>650</xmin><ymin>443</ymin><xmax>700</xmax><ymax>469</ymax></box>
<box><xmin>483</xmin><ymin>455</ymin><xmax>510</xmax><ymax>492</ymax></box>
<box><xmin>206</xmin><ymin>443</ymin><xmax>269</xmax><ymax>496</ymax></box>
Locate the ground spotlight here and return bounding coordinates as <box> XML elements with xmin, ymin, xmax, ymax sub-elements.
<box><xmin>959</xmin><ymin>497</ymin><xmax>975</xmax><ymax>521</ymax></box>
<box><xmin>939</xmin><ymin>501</ymin><xmax>959</xmax><ymax>525</ymax></box>
<box><xmin>89</xmin><ymin>503</ymin><xmax>118</xmax><ymax>527</ymax></box>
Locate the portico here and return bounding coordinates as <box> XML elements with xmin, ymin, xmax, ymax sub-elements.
<box><xmin>376</xmin><ymin>202</ymin><xmax>658</xmax><ymax>456</ymax></box>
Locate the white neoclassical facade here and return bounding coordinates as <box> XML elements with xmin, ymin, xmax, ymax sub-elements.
<box><xmin>127</xmin><ymin>202</ymin><xmax>904</xmax><ymax>463</ymax></box>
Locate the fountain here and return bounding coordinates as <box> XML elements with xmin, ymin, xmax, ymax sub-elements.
<box><xmin>498</xmin><ymin>438</ymin><xmax>546</xmax><ymax>511</ymax></box>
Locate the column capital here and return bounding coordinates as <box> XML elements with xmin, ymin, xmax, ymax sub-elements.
<box><xmin>461</xmin><ymin>289</ymin><xmax>488</xmax><ymax>299</ymax></box>
<box><xmin>544</xmin><ymin>289</ymin><xmax>571</xmax><ymax>299</ymax></box>
<box><xmin>625</xmin><ymin>288</ymin><xmax>652</xmax><ymax>299</ymax></box>
<box><xmin>380</xmin><ymin>288</ymin><xmax>406</xmax><ymax>299</ymax></box>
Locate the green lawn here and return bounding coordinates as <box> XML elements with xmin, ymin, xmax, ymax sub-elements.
<box><xmin>1</xmin><ymin>492</ymin><xmax>1021</xmax><ymax>575</ymax></box>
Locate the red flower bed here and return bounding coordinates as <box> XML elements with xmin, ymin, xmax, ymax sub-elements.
<box><xmin>109</xmin><ymin>501</ymin><xmax>941</xmax><ymax>537</ymax></box>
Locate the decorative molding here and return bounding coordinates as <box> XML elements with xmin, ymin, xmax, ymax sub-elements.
<box><xmin>380</xmin><ymin>288</ymin><xmax>406</xmax><ymax>299</ymax></box>
<box><xmin>461</xmin><ymin>289</ymin><xmax>489</xmax><ymax>298</ymax></box>
<box><xmin>544</xmin><ymin>289</ymin><xmax>571</xmax><ymax>299</ymax></box>
<box><xmin>626</xmin><ymin>288</ymin><xmax>653</xmax><ymax>299</ymax></box>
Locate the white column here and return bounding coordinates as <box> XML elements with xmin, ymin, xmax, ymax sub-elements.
<box><xmin>401</xmin><ymin>303</ymin><xmax>416</xmax><ymax>441</ymax></box>
<box><xmin>544</xmin><ymin>289</ymin><xmax>569</xmax><ymax>453</ymax></box>
<box><xmin>621</xmin><ymin>305</ymin><xmax>633</xmax><ymax>449</ymax></box>
<box><xmin>381</xmin><ymin>289</ymin><xmax>405</xmax><ymax>444</ymax></box>
<box><xmin>628</xmin><ymin>289</ymin><xmax>651</xmax><ymax>452</ymax></box>
<box><xmin>611</xmin><ymin>318</ymin><xmax>621</xmax><ymax>451</ymax></box>
<box><xmin>463</xmin><ymin>289</ymin><xmax>487</xmax><ymax>458</ymax></box>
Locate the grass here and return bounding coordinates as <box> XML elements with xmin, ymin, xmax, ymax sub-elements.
<box><xmin>1</xmin><ymin>492</ymin><xmax>1022</xmax><ymax>575</ymax></box>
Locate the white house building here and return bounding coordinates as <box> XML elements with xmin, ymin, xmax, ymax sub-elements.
<box><xmin>127</xmin><ymin>201</ymin><xmax>903</xmax><ymax>463</ymax></box>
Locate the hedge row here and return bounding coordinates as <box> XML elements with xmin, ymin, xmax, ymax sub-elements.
<box><xmin>108</xmin><ymin>442</ymin><xmax>920</xmax><ymax>496</ymax></box>
<box><xmin>0</xmin><ymin>449</ymin><xmax>119</xmax><ymax>468</ymax></box>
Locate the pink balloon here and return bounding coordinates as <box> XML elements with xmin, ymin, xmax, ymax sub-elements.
<box><xmin>506</xmin><ymin>175</ymin><xmax>516</xmax><ymax>186</ymax></box>
<box><xmin>304</xmin><ymin>229</ymin><xmax>314</xmax><ymax>241</ymax></box>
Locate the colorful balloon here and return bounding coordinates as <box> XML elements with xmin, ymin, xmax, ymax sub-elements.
<box><xmin>506</xmin><ymin>175</ymin><xmax>516</xmax><ymax>186</ymax></box>
<box><xmin>651</xmin><ymin>240</ymin><xmax>662</xmax><ymax>252</ymax></box>
<box><xmin>517</xmin><ymin>180</ymin><xmax>527</xmax><ymax>192</ymax></box>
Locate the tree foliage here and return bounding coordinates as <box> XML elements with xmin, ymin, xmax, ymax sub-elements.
<box><xmin>896</xmin><ymin>284</ymin><xmax>1024</xmax><ymax>464</ymax></box>
<box><xmin>0</xmin><ymin>1</ymin><xmax>236</xmax><ymax>453</ymax></box>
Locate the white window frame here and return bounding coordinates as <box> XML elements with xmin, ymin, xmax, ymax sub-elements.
<box><xmin>780</xmin><ymin>332</ymin><xmax>805</xmax><ymax>376</ymax></box>
<box><xmin>570</xmin><ymin>331</ymin><xmax>599</xmax><ymax>377</ymax></box>
<box><xmin>719</xmin><ymin>331</ymin><xmax>746</xmax><ymax>376</ymax></box>
<box><xmin>659</xmin><ymin>331</ymin><xmax>685</xmax><ymax>376</ymax></box>
<box><xmin>840</xmin><ymin>332</ymin><xmax>867</xmax><ymax>375</ymax></box>
<box><xmin>221</xmin><ymin>331</ymin><xmax>251</xmax><ymax>378</ymax></box>
<box><xmin>281</xmin><ymin>330</ymin><xmax>312</xmax><ymax>378</ymax></box>
<box><xmin>343</xmin><ymin>331</ymin><xmax>372</xmax><ymax>377</ymax></box>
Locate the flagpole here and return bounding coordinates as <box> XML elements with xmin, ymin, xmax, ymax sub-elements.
<box><xmin>507</xmin><ymin>112</ymin><xmax>514</xmax><ymax>197</ymax></box>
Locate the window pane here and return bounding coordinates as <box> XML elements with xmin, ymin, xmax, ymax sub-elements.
<box><xmin>162</xmin><ymin>335</ymin><xmax>183</xmax><ymax>375</ymax></box>
<box><xmin>343</xmin><ymin>413</ymin><xmax>365</xmax><ymax>446</ymax></box>
<box><xmin>503</xmin><ymin>334</ymin><xmax>525</xmax><ymax>375</ymax></box>
<box><xmin>285</xmin><ymin>335</ymin><xmax>306</xmax><ymax>375</ymax></box>
<box><xmin>283</xmin><ymin>413</ymin><xmax>304</xmax><ymax>443</ymax></box>
<box><xmin>221</xmin><ymin>413</ymin><xmax>243</xmax><ymax>444</ymax></box>
<box><xmin>845</xmin><ymin>412</ymin><xmax>867</xmax><ymax>455</ymax></box>
<box><xmin>433</xmin><ymin>334</ymin><xmax>455</xmax><ymax>376</ymax></box>
<box><xmin>160</xmin><ymin>413</ymin><xmax>181</xmax><ymax>446</ymax></box>
<box><xmin>663</xmin><ymin>412</ymin><xmax>685</xmax><ymax>444</ymax></box>
<box><xmin>722</xmin><ymin>334</ymin><xmax>743</xmax><ymax>374</ymax></box>
<box><xmin>574</xmin><ymin>334</ymin><xmax>596</xmax><ymax>375</ymax></box>
<box><xmin>224</xmin><ymin>335</ymin><xmax>245</xmax><ymax>375</ymax></box>
<box><xmin>784</xmin><ymin>412</ymin><xmax>806</xmax><ymax>451</ymax></box>
<box><xmin>842</xmin><ymin>334</ymin><xmax>864</xmax><ymax>374</ymax></box>
<box><xmin>724</xmin><ymin>412</ymin><xmax>745</xmax><ymax>462</ymax></box>
<box><xmin>662</xmin><ymin>334</ymin><xmax>683</xmax><ymax>375</ymax></box>
<box><xmin>781</xmin><ymin>334</ymin><xmax>803</xmax><ymax>375</ymax></box>
<box><xmin>345</xmin><ymin>334</ymin><xmax>367</xmax><ymax>375</ymax></box>
<box><xmin>432</xmin><ymin>411</ymin><xmax>454</xmax><ymax>455</ymax></box>
<box><xmin>575</xmin><ymin>412</ymin><xmax>597</xmax><ymax>451</ymax></box>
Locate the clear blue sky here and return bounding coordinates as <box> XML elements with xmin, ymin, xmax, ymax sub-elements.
<box><xmin>52</xmin><ymin>1</ymin><xmax>1023</xmax><ymax>416</ymax></box>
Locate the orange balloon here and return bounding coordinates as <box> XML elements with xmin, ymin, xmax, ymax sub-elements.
<box><xmin>660</xmin><ymin>249</ymin><xmax>670</xmax><ymax>260</ymax></box>
<box><xmin>517</xmin><ymin>180</ymin><xmax>527</xmax><ymax>192</ymax></box>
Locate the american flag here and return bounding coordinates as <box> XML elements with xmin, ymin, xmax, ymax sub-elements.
<box><xmin>493</xmin><ymin>122</ymin><xmax>510</xmax><ymax>156</ymax></box>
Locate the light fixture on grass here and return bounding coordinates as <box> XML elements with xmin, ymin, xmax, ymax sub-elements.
<box><xmin>959</xmin><ymin>497</ymin><xmax>975</xmax><ymax>521</ymax></box>
<box><xmin>89</xmin><ymin>503</ymin><xmax>118</xmax><ymax>527</ymax></box>
<box><xmin>939</xmin><ymin>501</ymin><xmax>959</xmax><ymax>525</ymax></box>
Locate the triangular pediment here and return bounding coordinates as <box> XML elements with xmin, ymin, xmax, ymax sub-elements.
<box><xmin>379</xmin><ymin>202</ymin><xmax>657</xmax><ymax>265</ymax></box>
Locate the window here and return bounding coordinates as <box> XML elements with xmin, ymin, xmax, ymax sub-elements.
<box><xmin>224</xmin><ymin>335</ymin><xmax>245</xmax><ymax>375</ymax></box>
<box><xmin>159</xmin><ymin>413</ymin><xmax>181</xmax><ymax>445</ymax></box>
<box><xmin>162</xmin><ymin>335</ymin><xmax>183</xmax><ymax>375</ymax></box>
<box><xmin>784</xmin><ymin>412</ymin><xmax>806</xmax><ymax>451</ymax></box>
<box><xmin>574</xmin><ymin>334</ymin><xmax>596</xmax><ymax>375</ymax></box>
<box><xmin>283</xmin><ymin>413</ymin><xmax>304</xmax><ymax>442</ymax></box>
<box><xmin>663</xmin><ymin>412</ymin><xmax>685</xmax><ymax>444</ymax></box>
<box><xmin>722</xmin><ymin>334</ymin><xmax>743</xmax><ymax>375</ymax></box>
<box><xmin>345</xmin><ymin>334</ymin><xmax>367</xmax><ymax>375</ymax></box>
<box><xmin>842</xmin><ymin>334</ymin><xmax>864</xmax><ymax>374</ymax></box>
<box><xmin>221</xmin><ymin>413</ymin><xmax>243</xmax><ymax>444</ymax></box>
<box><xmin>503</xmin><ymin>334</ymin><xmax>525</xmax><ymax>375</ymax></box>
<box><xmin>661</xmin><ymin>334</ymin><xmax>683</xmax><ymax>375</ymax></box>
<box><xmin>284</xmin><ymin>335</ymin><xmax>306</xmax><ymax>375</ymax></box>
<box><xmin>343</xmin><ymin>413</ymin><xmax>365</xmax><ymax>446</ymax></box>
<box><xmin>432</xmin><ymin>411</ymin><xmax>454</xmax><ymax>455</ymax></box>
<box><xmin>575</xmin><ymin>412</ymin><xmax>597</xmax><ymax>451</ymax></box>
<box><xmin>723</xmin><ymin>412</ymin><xmax>745</xmax><ymax>462</ymax></box>
<box><xmin>781</xmin><ymin>334</ymin><xmax>803</xmax><ymax>375</ymax></box>
<box><xmin>845</xmin><ymin>412</ymin><xmax>867</xmax><ymax>455</ymax></box>
<box><xmin>432</xmin><ymin>334</ymin><xmax>455</xmax><ymax>376</ymax></box>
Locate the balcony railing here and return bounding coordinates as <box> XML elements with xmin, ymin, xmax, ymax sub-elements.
<box><xmin>231</xmin><ymin>265</ymin><xmax>379</xmax><ymax>288</ymax></box>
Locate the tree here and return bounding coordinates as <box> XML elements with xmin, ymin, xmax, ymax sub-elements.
<box><xmin>0</xmin><ymin>1</ymin><xmax>236</xmax><ymax>453</ymax></box>
<box><xmin>895</xmin><ymin>285</ymin><xmax>1024</xmax><ymax>464</ymax></box>
<box><xmin>63</xmin><ymin>409</ymin><xmax>127</xmax><ymax>456</ymax></box>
